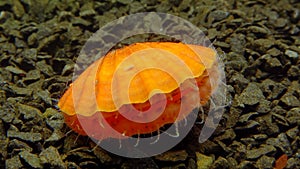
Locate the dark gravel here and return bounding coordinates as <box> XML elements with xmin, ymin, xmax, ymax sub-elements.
<box><xmin>0</xmin><ymin>0</ymin><xmax>299</xmax><ymax>168</ymax></box>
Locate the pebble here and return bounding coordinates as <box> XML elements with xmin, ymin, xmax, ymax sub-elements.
<box><xmin>215</xmin><ymin>128</ymin><xmax>236</xmax><ymax>142</ymax></box>
<box><xmin>36</xmin><ymin>60</ymin><xmax>55</xmax><ymax>77</ymax></box>
<box><xmin>276</xmin><ymin>133</ymin><xmax>292</xmax><ymax>155</ymax></box>
<box><xmin>9</xmin><ymin>130</ymin><xmax>42</xmax><ymax>143</ymax></box>
<box><xmin>43</xmin><ymin>108</ymin><xmax>64</xmax><ymax>130</ymax></box>
<box><xmin>39</xmin><ymin>146</ymin><xmax>65</xmax><ymax>169</ymax></box>
<box><xmin>287</xmin><ymin>65</ymin><xmax>300</xmax><ymax>78</ymax></box>
<box><xmin>256</xmin><ymin>155</ymin><xmax>275</xmax><ymax>169</ymax></box>
<box><xmin>247</xmin><ymin>25</ymin><xmax>270</xmax><ymax>35</ymax></box>
<box><xmin>210</xmin><ymin>156</ymin><xmax>229</xmax><ymax>169</ymax></box>
<box><xmin>272</xmin><ymin>113</ymin><xmax>289</xmax><ymax>126</ymax></box>
<box><xmin>208</xmin><ymin>10</ymin><xmax>229</xmax><ymax>22</ymax></box>
<box><xmin>229</xmin><ymin>73</ymin><xmax>249</xmax><ymax>94</ymax></box>
<box><xmin>45</xmin><ymin>130</ymin><xmax>64</xmax><ymax>143</ymax></box>
<box><xmin>253</xmin><ymin>39</ymin><xmax>274</xmax><ymax>53</ymax></box>
<box><xmin>7</xmin><ymin>85</ymin><xmax>33</xmax><ymax>96</ymax></box>
<box><xmin>252</xmin><ymin>134</ymin><xmax>268</xmax><ymax>141</ymax></box>
<box><xmin>280</xmin><ymin>93</ymin><xmax>300</xmax><ymax>108</ymax></box>
<box><xmin>7</xmin><ymin>126</ymin><xmax>42</xmax><ymax>142</ymax></box>
<box><xmin>5</xmin><ymin>155</ymin><xmax>23</xmax><ymax>169</ymax></box>
<box><xmin>155</xmin><ymin>150</ymin><xmax>188</xmax><ymax>162</ymax></box>
<box><xmin>19</xmin><ymin>150</ymin><xmax>42</xmax><ymax>169</ymax></box>
<box><xmin>286</xmin><ymin>107</ymin><xmax>300</xmax><ymax>125</ymax></box>
<box><xmin>285</xmin><ymin>50</ymin><xmax>298</xmax><ymax>59</ymax></box>
<box><xmin>187</xmin><ymin>158</ymin><xmax>197</xmax><ymax>169</ymax></box>
<box><xmin>265</xmin><ymin>55</ymin><xmax>282</xmax><ymax>70</ymax></box>
<box><xmin>8</xmin><ymin>139</ymin><xmax>33</xmax><ymax>155</ymax></box>
<box><xmin>18</xmin><ymin>103</ymin><xmax>43</xmax><ymax>122</ymax></box>
<box><xmin>93</xmin><ymin>148</ymin><xmax>113</xmax><ymax>164</ymax></box>
<box><xmin>238</xmin><ymin>83</ymin><xmax>265</xmax><ymax>106</ymax></box>
<box><xmin>121</xmin><ymin>158</ymin><xmax>159</xmax><ymax>169</ymax></box>
<box><xmin>286</xmin><ymin>126</ymin><xmax>299</xmax><ymax>139</ymax></box>
<box><xmin>229</xmin><ymin>34</ymin><xmax>246</xmax><ymax>54</ymax></box>
<box><xmin>260</xmin><ymin>79</ymin><xmax>286</xmax><ymax>100</ymax></box>
<box><xmin>33</xmin><ymin>89</ymin><xmax>52</xmax><ymax>105</ymax></box>
<box><xmin>238</xmin><ymin>112</ymin><xmax>258</xmax><ymax>124</ymax></box>
<box><xmin>267</xmin><ymin>48</ymin><xmax>281</xmax><ymax>56</ymax></box>
<box><xmin>238</xmin><ymin>160</ymin><xmax>255</xmax><ymax>169</ymax></box>
<box><xmin>23</xmin><ymin>69</ymin><xmax>41</xmax><ymax>84</ymax></box>
<box><xmin>246</xmin><ymin>144</ymin><xmax>276</xmax><ymax>159</ymax></box>
<box><xmin>196</xmin><ymin>152</ymin><xmax>213</xmax><ymax>169</ymax></box>
<box><xmin>286</xmin><ymin>157</ymin><xmax>300</xmax><ymax>169</ymax></box>
<box><xmin>5</xmin><ymin>66</ymin><xmax>26</xmax><ymax>75</ymax></box>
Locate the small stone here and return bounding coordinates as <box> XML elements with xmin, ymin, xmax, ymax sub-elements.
<box><xmin>229</xmin><ymin>73</ymin><xmax>249</xmax><ymax>94</ymax></box>
<box><xmin>121</xmin><ymin>158</ymin><xmax>159</xmax><ymax>169</ymax></box>
<box><xmin>238</xmin><ymin>83</ymin><xmax>265</xmax><ymax>106</ymax></box>
<box><xmin>33</xmin><ymin>89</ymin><xmax>52</xmax><ymax>105</ymax></box>
<box><xmin>287</xmin><ymin>65</ymin><xmax>300</xmax><ymax>78</ymax></box>
<box><xmin>79</xmin><ymin>161</ymin><xmax>99</xmax><ymax>168</ymax></box>
<box><xmin>280</xmin><ymin>93</ymin><xmax>300</xmax><ymax>108</ymax></box>
<box><xmin>246</xmin><ymin>145</ymin><xmax>276</xmax><ymax>159</ymax></box>
<box><xmin>7</xmin><ymin>126</ymin><xmax>42</xmax><ymax>142</ymax></box>
<box><xmin>8</xmin><ymin>139</ymin><xmax>33</xmax><ymax>154</ymax></box>
<box><xmin>256</xmin><ymin>155</ymin><xmax>275</xmax><ymax>169</ymax></box>
<box><xmin>7</xmin><ymin>85</ymin><xmax>33</xmax><ymax>96</ymax></box>
<box><xmin>23</xmin><ymin>69</ymin><xmax>41</xmax><ymax>84</ymax></box>
<box><xmin>66</xmin><ymin>162</ymin><xmax>80</xmax><ymax>169</ymax></box>
<box><xmin>19</xmin><ymin>150</ymin><xmax>42</xmax><ymax>169</ymax></box>
<box><xmin>207</xmin><ymin>28</ymin><xmax>218</xmax><ymax>39</ymax></box>
<box><xmin>211</xmin><ymin>156</ymin><xmax>229</xmax><ymax>169</ymax></box>
<box><xmin>39</xmin><ymin>146</ymin><xmax>65</xmax><ymax>169</ymax></box>
<box><xmin>260</xmin><ymin>79</ymin><xmax>286</xmax><ymax>100</ymax></box>
<box><xmin>229</xmin><ymin>34</ymin><xmax>246</xmax><ymax>54</ymax></box>
<box><xmin>61</xmin><ymin>63</ymin><xmax>74</xmax><ymax>76</ymax></box>
<box><xmin>5</xmin><ymin>66</ymin><xmax>26</xmax><ymax>75</ymax></box>
<box><xmin>256</xmin><ymin>100</ymin><xmax>271</xmax><ymax>113</ymax></box>
<box><xmin>286</xmin><ymin>157</ymin><xmax>300</xmax><ymax>169</ymax></box>
<box><xmin>187</xmin><ymin>158</ymin><xmax>197</xmax><ymax>169</ymax></box>
<box><xmin>267</xmin><ymin>48</ymin><xmax>281</xmax><ymax>56</ymax></box>
<box><xmin>208</xmin><ymin>10</ymin><xmax>229</xmax><ymax>22</ymax></box>
<box><xmin>238</xmin><ymin>112</ymin><xmax>258</xmax><ymax>124</ymax></box>
<box><xmin>274</xmin><ymin>18</ymin><xmax>288</xmax><ymax>28</ymax></box>
<box><xmin>5</xmin><ymin>155</ymin><xmax>23</xmax><ymax>169</ymax></box>
<box><xmin>260</xmin><ymin>54</ymin><xmax>282</xmax><ymax>72</ymax></box>
<box><xmin>253</xmin><ymin>39</ymin><xmax>274</xmax><ymax>53</ymax></box>
<box><xmin>286</xmin><ymin>126</ymin><xmax>299</xmax><ymax>139</ymax></box>
<box><xmin>266</xmin><ymin>134</ymin><xmax>292</xmax><ymax>156</ymax></box>
<box><xmin>18</xmin><ymin>103</ymin><xmax>43</xmax><ymax>122</ymax></box>
<box><xmin>0</xmin><ymin>104</ymin><xmax>16</xmax><ymax>123</ymax></box>
<box><xmin>215</xmin><ymin>128</ymin><xmax>236</xmax><ymax>141</ymax></box>
<box><xmin>277</xmin><ymin>133</ymin><xmax>292</xmax><ymax>155</ymax></box>
<box><xmin>12</xmin><ymin>0</ymin><xmax>25</xmax><ymax>18</ymax></box>
<box><xmin>236</xmin><ymin>120</ymin><xmax>260</xmax><ymax>130</ymax></box>
<box><xmin>36</xmin><ymin>60</ymin><xmax>55</xmax><ymax>77</ymax></box>
<box><xmin>272</xmin><ymin>113</ymin><xmax>289</xmax><ymax>126</ymax></box>
<box><xmin>226</xmin><ymin>52</ymin><xmax>248</xmax><ymax>71</ymax></box>
<box><xmin>247</xmin><ymin>26</ymin><xmax>270</xmax><ymax>35</ymax></box>
<box><xmin>285</xmin><ymin>50</ymin><xmax>298</xmax><ymax>59</ymax></box>
<box><xmin>45</xmin><ymin>130</ymin><xmax>64</xmax><ymax>143</ymax></box>
<box><xmin>43</xmin><ymin>108</ymin><xmax>64</xmax><ymax>130</ymax></box>
<box><xmin>253</xmin><ymin>134</ymin><xmax>268</xmax><ymax>141</ymax></box>
<box><xmin>238</xmin><ymin>160</ymin><xmax>255</xmax><ymax>169</ymax></box>
<box><xmin>155</xmin><ymin>150</ymin><xmax>188</xmax><ymax>162</ymax></box>
<box><xmin>92</xmin><ymin>145</ymin><xmax>113</xmax><ymax>164</ymax></box>
<box><xmin>240</xmin><ymin>138</ymin><xmax>256</xmax><ymax>146</ymax></box>
<box><xmin>196</xmin><ymin>152</ymin><xmax>213</xmax><ymax>169</ymax></box>
<box><xmin>257</xmin><ymin>115</ymin><xmax>279</xmax><ymax>136</ymax></box>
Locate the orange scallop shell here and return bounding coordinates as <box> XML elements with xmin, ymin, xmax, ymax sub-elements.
<box><xmin>58</xmin><ymin>42</ymin><xmax>219</xmax><ymax>140</ymax></box>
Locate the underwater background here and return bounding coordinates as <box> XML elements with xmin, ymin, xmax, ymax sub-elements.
<box><xmin>0</xmin><ymin>0</ymin><xmax>299</xmax><ymax>168</ymax></box>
